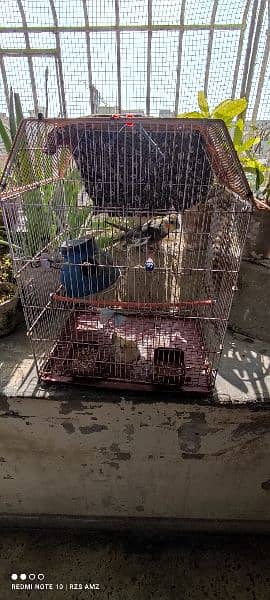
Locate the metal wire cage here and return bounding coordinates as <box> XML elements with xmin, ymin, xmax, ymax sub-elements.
<box><xmin>1</xmin><ymin>115</ymin><xmax>252</xmax><ymax>394</ymax></box>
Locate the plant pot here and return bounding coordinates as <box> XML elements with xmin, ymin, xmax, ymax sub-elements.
<box><xmin>0</xmin><ymin>282</ymin><xmax>19</xmax><ymax>337</ymax></box>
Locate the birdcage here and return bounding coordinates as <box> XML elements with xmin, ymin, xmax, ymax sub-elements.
<box><xmin>0</xmin><ymin>115</ymin><xmax>252</xmax><ymax>394</ymax></box>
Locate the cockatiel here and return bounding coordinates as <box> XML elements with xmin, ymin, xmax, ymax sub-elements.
<box><xmin>111</xmin><ymin>333</ymin><xmax>140</xmax><ymax>363</ymax></box>
<box><xmin>106</xmin><ymin>213</ymin><xmax>179</xmax><ymax>248</ymax></box>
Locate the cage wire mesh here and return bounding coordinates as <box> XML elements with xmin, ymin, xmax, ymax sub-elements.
<box><xmin>1</xmin><ymin>116</ymin><xmax>252</xmax><ymax>392</ymax></box>
<box><xmin>0</xmin><ymin>0</ymin><xmax>269</xmax><ymax>123</ymax></box>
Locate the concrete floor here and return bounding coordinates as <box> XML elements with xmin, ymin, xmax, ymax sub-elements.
<box><xmin>1</xmin><ymin>529</ymin><xmax>270</xmax><ymax>599</ymax></box>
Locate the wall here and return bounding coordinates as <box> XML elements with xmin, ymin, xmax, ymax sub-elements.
<box><xmin>1</xmin><ymin>395</ymin><xmax>270</xmax><ymax>529</ymax></box>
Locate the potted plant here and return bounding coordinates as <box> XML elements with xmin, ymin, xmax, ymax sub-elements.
<box><xmin>178</xmin><ymin>91</ymin><xmax>270</xmax><ymax>258</ymax></box>
<box><xmin>0</xmin><ymin>219</ymin><xmax>18</xmax><ymax>336</ymax></box>
<box><xmin>0</xmin><ymin>90</ymin><xmax>23</xmax><ymax>336</ymax></box>
<box><xmin>179</xmin><ymin>92</ymin><xmax>270</xmax><ymax>341</ymax></box>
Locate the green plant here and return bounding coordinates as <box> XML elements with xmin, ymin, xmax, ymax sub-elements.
<box><xmin>0</xmin><ymin>236</ymin><xmax>8</xmax><ymax>248</ymax></box>
<box><xmin>64</xmin><ymin>170</ymin><xmax>91</xmax><ymax>239</ymax></box>
<box><xmin>0</xmin><ymin>88</ymin><xmax>50</xmax><ymax>255</ymax></box>
<box><xmin>0</xmin><ymin>178</ymin><xmax>15</xmax><ymax>294</ymax></box>
<box><xmin>0</xmin><ymin>208</ymin><xmax>9</xmax><ymax>248</ymax></box>
<box><xmin>0</xmin><ymin>87</ymin><xmax>23</xmax><ymax>152</ymax></box>
<box><xmin>178</xmin><ymin>92</ymin><xmax>269</xmax><ymax>191</ymax></box>
<box><xmin>0</xmin><ymin>88</ymin><xmax>92</xmax><ymax>257</ymax></box>
<box><xmin>0</xmin><ymin>253</ymin><xmax>13</xmax><ymax>283</ymax></box>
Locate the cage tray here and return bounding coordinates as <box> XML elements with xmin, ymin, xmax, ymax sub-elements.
<box><xmin>41</xmin><ymin>311</ymin><xmax>213</xmax><ymax>394</ymax></box>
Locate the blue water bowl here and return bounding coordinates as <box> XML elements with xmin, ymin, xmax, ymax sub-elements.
<box><xmin>60</xmin><ymin>236</ymin><xmax>120</xmax><ymax>298</ymax></box>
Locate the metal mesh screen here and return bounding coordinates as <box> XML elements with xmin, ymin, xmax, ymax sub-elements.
<box><xmin>0</xmin><ymin>0</ymin><xmax>269</xmax><ymax>122</ymax></box>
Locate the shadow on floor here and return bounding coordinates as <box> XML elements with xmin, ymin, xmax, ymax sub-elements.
<box><xmin>217</xmin><ymin>330</ymin><xmax>270</xmax><ymax>400</ymax></box>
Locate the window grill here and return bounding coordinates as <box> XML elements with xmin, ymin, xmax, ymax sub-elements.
<box><xmin>0</xmin><ymin>0</ymin><xmax>269</xmax><ymax>123</ymax></box>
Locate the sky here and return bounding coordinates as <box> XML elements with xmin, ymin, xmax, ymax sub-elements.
<box><xmin>0</xmin><ymin>0</ymin><xmax>269</xmax><ymax>121</ymax></box>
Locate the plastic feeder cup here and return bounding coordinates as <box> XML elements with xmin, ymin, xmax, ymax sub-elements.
<box><xmin>60</xmin><ymin>237</ymin><xmax>120</xmax><ymax>298</ymax></box>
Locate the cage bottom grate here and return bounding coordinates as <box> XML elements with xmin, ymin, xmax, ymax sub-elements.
<box><xmin>40</xmin><ymin>311</ymin><xmax>213</xmax><ymax>394</ymax></box>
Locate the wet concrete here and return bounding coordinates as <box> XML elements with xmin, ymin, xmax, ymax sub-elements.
<box><xmin>1</xmin><ymin>529</ymin><xmax>270</xmax><ymax>599</ymax></box>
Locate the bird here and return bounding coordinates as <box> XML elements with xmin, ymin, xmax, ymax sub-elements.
<box><xmin>105</xmin><ymin>213</ymin><xmax>179</xmax><ymax>248</ymax></box>
<box><xmin>111</xmin><ymin>333</ymin><xmax>140</xmax><ymax>363</ymax></box>
<box><xmin>99</xmin><ymin>308</ymin><xmax>127</xmax><ymax>327</ymax></box>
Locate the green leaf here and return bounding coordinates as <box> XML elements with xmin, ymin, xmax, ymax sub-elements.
<box><xmin>238</xmin><ymin>136</ymin><xmax>260</xmax><ymax>153</ymax></box>
<box><xmin>8</xmin><ymin>87</ymin><xmax>16</xmax><ymax>141</ymax></box>
<box><xmin>212</xmin><ymin>98</ymin><xmax>247</xmax><ymax>121</ymax></box>
<box><xmin>14</xmin><ymin>92</ymin><xmax>24</xmax><ymax>129</ymax></box>
<box><xmin>240</xmin><ymin>156</ymin><xmax>268</xmax><ymax>173</ymax></box>
<box><xmin>243</xmin><ymin>168</ymin><xmax>265</xmax><ymax>191</ymax></box>
<box><xmin>177</xmin><ymin>111</ymin><xmax>203</xmax><ymax>119</ymax></box>
<box><xmin>0</xmin><ymin>118</ymin><xmax>11</xmax><ymax>152</ymax></box>
<box><xmin>255</xmin><ymin>168</ymin><xmax>263</xmax><ymax>191</ymax></box>
<box><xmin>198</xmin><ymin>91</ymin><xmax>210</xmax><ymax>117</ymax></box>
<box><xmin>233</xmin><ymin>118</ymin><xmax>244</xmax><ymax>147</ymax></box>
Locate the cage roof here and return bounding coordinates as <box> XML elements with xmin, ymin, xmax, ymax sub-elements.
<box><xmin>1</xmin><ymin>116</ymin><xmax>252</xmax><ymax>205</ymax></box>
